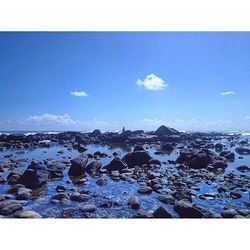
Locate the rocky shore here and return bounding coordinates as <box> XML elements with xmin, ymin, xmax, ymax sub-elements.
<box><xmin>0</xmin><ymin>125</ymin><xmax>249</xmax><ymax>218</ymax></box>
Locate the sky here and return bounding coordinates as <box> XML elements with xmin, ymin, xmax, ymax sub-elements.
<box><xmin>0</xmin><ymin>32</ymin><xmax>250</xmax><ymax>132</ymax></box>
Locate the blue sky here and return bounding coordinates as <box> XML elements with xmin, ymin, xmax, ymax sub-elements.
<box><xmin>0</xmin><ymin>32</ymin><xmax>250</xmax><ymax>131</ymax></box>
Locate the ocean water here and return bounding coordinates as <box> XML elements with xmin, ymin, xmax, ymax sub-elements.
<box><xmin>0</xmin><ymin>133</ymin><xmax>249</xmax><ymax>218</ymax></box>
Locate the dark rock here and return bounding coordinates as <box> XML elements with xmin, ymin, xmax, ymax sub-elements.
<box><xmin>215</xmin><ymin>143</ymin><xmax>223</xmax><ymax>151</ymax></box>
<box><xmin>79</xmin><ymin>204</ymin><xmax>96</xmax><ymax>213</ymax></box>
<box><xmin>0</xmin><ymin>200</ymin><xmax>23</xmax><ymax>215</ymax></box>
<box><xmin>158</xmin><ymin>194</ymin><xmax>175</xmax><ymax>204</ymax></box>
<box><xmin>68</xmin><ymin>154</ymin><xmax>88</xmax><ymax>176</ymax></box>
<box><xmin>161</xmin><ymin>143</ymin><xmax>174</xmax><ymax>151</ymax></box>
<box><xmin>17</xmin><ymin>187</ymin><xmax>32</xmax><ymax>200</ymax></box>
<box><xmin>85</xmin><ymin>161</ymin><xmax>102</xmax><ymax>174</ymax></box>
<box><xmin>148</xmin><ymin>158</ymin><xmax>161</xmax><ymax>166</ymax></box>
<box><xmin>70</xmin><ymin>192</ymin><xmax>91</xmax><ymax>202</ymax></box>
<box><xmin>155</xmin><ymin>125</ymin><xmax>180</xmax><ymax>137</ymax></box>
<box><xmin>236</xmin><ymin>165</ymin><xmax>250</xmax><ymax>173</ymax></box>
<box><xmin>128</xmin><ymin>196</ymin><xmax>141</xmax><ymax>210</ymax></box>
<box><xmin>104</xmin><ymin>157</ymin><xmax>128</xmax><ymax>172</ymax></box>
<box><xmin>230</xmin><ymin>191</ymin><xmax>242</xmax><ymax>199</ymax></box>
<box><xmin>96</xmin><ymin>178</ymin><xmax>107</xmax><ymax>186</ymax></box>
<box><xmin>7</xmin><ymin>184</ymin><xmax>25</xmax><ymax>194</ymax></box>
<box><xmin>122</xmin><ymin>151</ymin><xmax>152</xmax><ymax>167</ymax></box>
<box><xmin>7</xmin><ymin>170</ymin><xmax>22</xmax><ymax>185</ymax></box>
<box><xmin>19</xmin><ymin>168</ymin><xmax>49</xmax><ymax>189</ymax></box>
<box><xmin>174</xmin><ymin>200</ymin><xmax>203</xmax><ymax>218</ymax></box>
<box><xmin>56</xmin><ymin>185</ymin><xmax>66</xmax><ymax>192</ymax></box>
<box><xmin>153</xmin><ymin>206</ymin><xmax>173</xmax><ymax>218</ymax></box>
<box><xmin>212</xmin><ymin>161</ymin><xmax>227</xmax><ymax>170</ymax></box>
<box><xmin>138</xmin><ymin>186</ymin><xmax>153</xmax><ymax>194</ymax></box>
<box><xmin>46</xmin><ymin>162</ymin><xmax>65</xmax><ymax>180</ymax></box>
<box><xmin>221</xmin><ymin>209</ymin><xmax>238</xmax><ymax>218</ymax></box>
<box><xmin>51</xmin><ymin>193</ymin><xmax>69</xmax><ymax>203</ymax></box>
<box><xmin>63</xmin><ymin>208</ymin><xmax>78</xmax><ymax>218</ymax></box>
<box><xmin>133</xmin><ymin>145</ymin><xmax>145</xmax><ymax>152</ymax></box>
<box><xmin>15</xmin><ymin>210</ymin><xmax>42</xmax><ymax>218</ymax></box>
<box><xmin>235</xmin><ymin>147</ymin><xmax>250</xmax><ymax>155</ymax></box>
<box><xmin>219</xmin><ymin>151</ymin><xmax>235</xmax><ymax>161</ymax></box>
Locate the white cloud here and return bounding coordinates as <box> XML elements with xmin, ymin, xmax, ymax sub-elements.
<box><xmin>220</xmin><ymin>91</ymin><xmax>235</xmax><ymax>96</ymax></box>
<box><xmin>136</xmin><ymin>73</ymin><xmax>167</xmax><ymax>90</ymax></box>
<box><xmin>245</xmin><ymin>116</ymin><xmax>250</xmax><ymax>120</ymax></box>
<box><xmin>70</xmin><ymin>91</ymin><xmax>89</xmax><ymax>97</ymax></box>
<box><xmin>25</xmin><ymin>113</ymin><xmax>78</xmax><ymax>126</ymax></box>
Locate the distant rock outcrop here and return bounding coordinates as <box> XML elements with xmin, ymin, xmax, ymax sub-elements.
<box><xmin>155</xmin><ymin>125</ymin><xmax>180</xmax><ymax>137</ymax></box>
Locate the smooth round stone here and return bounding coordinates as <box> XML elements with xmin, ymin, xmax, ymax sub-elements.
<box><xmin>138</xmin><ymin>186</ymin><xmax>153</xmax><ymax>194</ymax></box>
<box><xmin>79</xmin><ymin>204</ymin><xmax>97</xmax><ymax>213</ymax></box>
<box><xmin>15</xmin><ymin>210</ymin><xmax>42</xmax><ymax>218</ymax></box>
<box><xmin>96</xmin><ymin>178</ymin><xmax>107</xmax><ymax>186</ymax></box>
<box><xmin>127</xmin><ymin>196</ymin><xmax>141</xmax><ymax>210</ymax></box>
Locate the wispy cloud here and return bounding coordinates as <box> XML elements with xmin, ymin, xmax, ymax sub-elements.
<box><xmin>220</xmin><ymin>91</ymin><xmax>235</xmax><ymax>96</ymax></box>
<box><xmin>25</xmin><ymin>113</ymin><xmax>78</xmax><ymax>126</ymax></box>
<box><xmin>245</xmin><ymin>116</ymin><xmax>250</xmax><ymax>120</ymax></box>
<box><xmin>70</xmin><ymin>90</ymin><xmax>89</xmax><ymax>97</ymax></box>
<box><xmin>136</xmin><ymin>73</ymin><xmax>167</xmax><ymax>91</ymax></box>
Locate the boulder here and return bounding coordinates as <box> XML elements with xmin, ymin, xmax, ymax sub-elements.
<box><xmin>0</xmin><ymin>200</ymin><xmax>23</xmax><ymax>215</ymax></box>
<box><xmin>128</xmin><ymin>196</ymin><xmax>141</xmax><ymax>210</ymax></box>
<box><xmin>15</xmin><ymin>210</ymin><xmax>42</xmax><ymax>218</ymax></box>
<box><xmin>17</xmin><ymin>187</ymin><xmax>32</xmax><ymax>200</ymax></box>
<box><xmin>161</xmin><ymin>143</ymin><xmax>174</xmax><ymax>151</ymax></box>
<box><xmin>236</xmin><ymin>165</ymin><xmax>250</xmax><ymax>173</ymax></box>
<box><xmin>153</xmin><ymin>206</ymin><xmax>173</xmax><ymax>218</ymax></box>
<box><xmin>122</xmin><ymin>151</ymin><xmax>152</xmax><ymax>167</ymax></box>
<box><xmin>188</xmin><ymin>155</ymin><xmax>211</xmax><ymax>169</ymax></box>
<box><xmin>85</xmin><ymin>161</ymin><xmax>102</xmax><ymax>174</ymax></box>
<box><xmin>19</xmin><ymin>167</ymin><xmax>49</xmax><ymax>189</ymax></box>
<box><xmin>138</xmin><ymin>186</ymin><xmax>153</xmax><ymax>194</ymax></box>
<box><xmin>46</xmin><ymin>162</ymin><xmax>65</xmax><ymax>180</ymax></box>
<box><xmin>104</xmin><ymin>157</ymin><xmax>128</xmax><ymax>172</ymax></box>
<box><xmin>235</xmin><ymin>147</ymin><xmax>250</xmax><ymax>155</ymax></box>
<box><xmin>174</xmin><ymin>200</ymin><xmax>203</xmax><ymax>218</ymax></box>
<box><xmin>133</xmin><ymin>145</ymin><xmax>145</xmax><ymax>152</ymax></box>
<box><xmin>155</xmin><ymin>125</ymin><xmax>180</xmax><ymax>137</ymax></box>
<box><xmin>219</xmin><ymin>151</ymin><xmax>235</xmax><ymax>161</ymax></box>
<box><xmin>68</xmin><ymin>154</ymin><xmax>88</xmax><ymax>176</ymax></box>
<box><xmin>79</xmin><ymin>204</ymin><xmax>96</xmax><ymax>213</ymax></box>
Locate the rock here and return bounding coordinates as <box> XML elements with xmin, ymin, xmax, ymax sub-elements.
<box><xmin>128</xmin><ymin>196</ymin><xmax>141</xmax><ymax>210</ymax></box>
<box><xmin>212</xmin><ymin>161</ymin><xmax>227</xmax><ymax>170</ymax></box>
<box><xmin>70</xmin><ymin>192</ymin><xmax>92</xmax><ymax>202</ymax></box>
<box><xmin>235</xmin><ymin>147</ymin><xmax>250</xmax><ymax>155</ymax></box>
<box><xmin>219</xmin><ymin>151</ymin><xmax>235</xmax><ymax>161</ymax></box>
<box><xmin>122</xmin><ymin>151</ymin><xmax>152</xmax><ymax>167</ymax></box>
<box><xmin>63</xmin><ymin>208</ymin><xmax>78</xmax><ymax>218</ymax></box>
<box><xmin>148</xmin><ymin>158</ymin><xmax>161</xmax><ymax>166</ymax></box>
<box><xmin>221</xmin><ymin>209</ymin><xmax>238</xmax><ymax>218</ymax></box>
<box><xmin>215</xmin><ymin>143</ymin><xmax>223</xmax><ymax>151</ymax></box>
<box><xmin>155</xmin><ymin>125</ymin><xmax>180</xmax><ymax>136</ymax></box>
<box><xmin>96</xmin><ymin>178</ymin><xmax>107</xmax><ymax>186</ymax></box>
<box><xmin>0</xmin><ymin>200</ymin><xmax>23</xmax><ymax>215</ymax></box>
<box><xmin>17</xmin><ymin>187</ymin><xmax>32</xmax><ymax>200</ymax></box>
<box><xmin>46</xmin><ymin>162</ymin><xmax>65</xmax><ymax>180</ymax></box>
<box><xmin>138</xmin><ymin>186</ymin><xmax>153</xmax><ymax>194</ymax></box>
<box><xmin>19</xmin><ymin>167</ymin><xmax>49</xmax><ymax>189</ymax></box>
<box><xmin>85</xmin><ymin>161</ymin><xmax>102</xmax><ymax>174</ymax></box>
<box><xmin>51</xmin><ymin>193</ymin><xmax>69</xmax><ymax>203</ymax></box>
<box><xmin>7</xmin><ymin>170</ymin><xmax>22</xmax><ymax>185</ymax></box>
<box><xmin>91</xmin><ymin>129</ymin><xmax>102</xmax><ymax>137</ymax></box>
<box><xmin>161</xmin><ymin>143</ymin><xmax>174</xmax><ymax>151</ymax></box>
<box><xmin>203</xmin><ymin>210</ymin><xmax>222</xmax><ymax>218</ymax></box>
<box><xmin>153</xmin><ymin>206</ymin><xmax>173</xmax><ymax>218</ymax></box>
<box><xmin>158</xmin><ymin>194</ymin><xmax>175</xmax><ymax>204</ymax></box>
<box><xmin>174</xmin><ymin>200</ymin><xmax>203</xmax><ymax>218</ymax></box>
<box><xmin>68</xmin><ymin>154</ymin><xmax>88</xmax><ymax>176</ymax></box>
<box><xmin>56</xmin><ymin>185</ymin><xmax>66</xmax><ymax>192</ymax></box>
<box><xmin>230</xmin><ymin>191</ymin><xmax>242</xmax><ymax>199</ymax></box>
<box><xmin>15</xmin><ymin>210</ymin><xmax>42</xmax><ymax>218</ymax></box>
<box><xmin>188</xmin><ymin>155</ymin><xmax>211</xmax><ymax>169</ymax></box>
<box><xmin>7</xmin><ymin>184</ymin><xmax>25</xmax><ymax>194</ymax></box>
<box><xmin>133</xmin><ymin>145</ymin><xmax>145</xmax><ymax>151</ymax></box>
<box><xmin>79</xmin><ymin>204</ymin><xmax>96</xmax><ymax>213</ymax></box>
<box><xmin>104</xmin><ymin>157</ymin><xmax>128</xmax><ymax>172</ymax></box>
<box><xmin>236</xmin><ymin>165</ymin><xmax>250</xmax><ymax>173</ymax></box>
